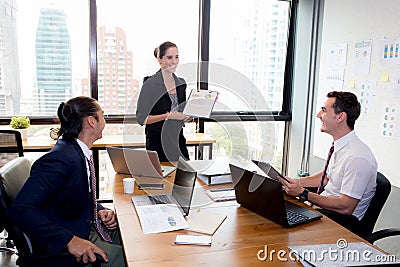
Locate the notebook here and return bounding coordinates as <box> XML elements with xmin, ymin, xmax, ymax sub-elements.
<box><xmin>106</xmin><ymin>146</ymin><xmax>176</xmax><ymax>178</ymax></box>
<box><xmin>229</xmin><ymin>163</ymin><xmax>322</xmax><ymax>227</ymax></box>
<box><xmin>131</xmin><ymin>158</ymin><xmax>197</xmax><ymax>216</ymax></box>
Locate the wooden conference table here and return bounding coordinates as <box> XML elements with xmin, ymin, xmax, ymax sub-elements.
<box><xmin>112</xmin><ymin>172</ymin><xmax>370</xmax><ymax>267</ymax></box>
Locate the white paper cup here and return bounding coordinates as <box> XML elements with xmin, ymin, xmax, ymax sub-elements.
<box><xmin>123</xmin><ymin>177</ymin><xmax>136</xmax><ymax>194</ymax></box>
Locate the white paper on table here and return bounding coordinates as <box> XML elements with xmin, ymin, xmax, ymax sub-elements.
<box><xmin>135</xmin><ymin>204</ymin><xmax>189</xmax><ymax>234</ymax></box>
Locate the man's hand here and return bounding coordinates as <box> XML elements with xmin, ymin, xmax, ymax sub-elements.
<box><xmin>98</xmin><ymin>209</ymin><xmax>117</xmax><ymax>230</ymax></box>
<box><xmin>278</xmin><ymin>176</ymin><xmax>304</xmax><ymax>197</ymax></box>
<box><xmin>67</xmin><ymin>236</ymin><xmax>108</xmax><ymax>263</ymax></box>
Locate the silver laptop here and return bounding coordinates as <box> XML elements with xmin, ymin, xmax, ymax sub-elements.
<box><xmin>106</xmin><ymin>146</ymin><xmax>176</xmax><ymax>178</ymax></box>
<box><xmin>131</xmin><ymin>158</ymin><xmax>197</xmax><ymax>216</ymax></box>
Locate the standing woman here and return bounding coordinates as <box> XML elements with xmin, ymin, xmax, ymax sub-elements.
<box><xmin>136</xmin><ymin>41</ymin><xmax>190</xmax><ymax>162</ymax></box>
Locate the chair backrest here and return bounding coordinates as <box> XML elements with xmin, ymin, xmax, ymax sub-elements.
<box><xmin>0</xmin><ymin>157</ymin><xmax>31</xmax><ymax>206</ymax></box>
<box><xmin>0</xmin><ymin>157</ymin><xmax>33</xmax><ymax>257</ymax></box>
<box><xmin>358</xmin><ymin>172</ymin><xmax>391</xmax><ymax>238</ymax></box>
<box><xmin>0</xmin><ymin>130</ymin><xmax>24</xmax><ymax>168</ymax></box>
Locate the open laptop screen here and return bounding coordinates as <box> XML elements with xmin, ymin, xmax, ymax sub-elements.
<box><xmin>172</xmin><ymin>159</ymin><xmax>197</xmax><ymax>216</ymax></box>
<box><xmin>230</xmin><ymin>163</ymin><xmax>288</xmax><ymax>226</ymax></box>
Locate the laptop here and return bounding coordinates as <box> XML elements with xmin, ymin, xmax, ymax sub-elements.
<box><xmin>106</xmin><ymin>146</ymin><xmax>176</xmax><ymax>178</ymax></box>
<box><xmin>229</xmin><ymin>163</ymin><xmax>322</xmax><ymax>227</ymax></box>
<box><xmin>131</xmin><ymin>158</ymin><xmax>197</xmax><ymax>216</ymax></box>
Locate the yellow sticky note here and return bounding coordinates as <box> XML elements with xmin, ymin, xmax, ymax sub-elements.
<box><xmin>349</xmin><ymin>80</ymin><xmax>356</xmax><ymax>89</ymax></box>
<box><xmin>380</xmin><ymin>71</ymin><xmax>389</xmax><ymax>82</ymax></box>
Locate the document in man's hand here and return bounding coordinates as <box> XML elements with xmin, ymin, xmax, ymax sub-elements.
<box><xmin>183</xmin><ymin>89</ymin><xmax>218</xmax><ymax>118</ymax></box>
<box><xmin>135</xmin><ymin>204</ymin><xmax>189</xmax><ymax>234</ymax></box>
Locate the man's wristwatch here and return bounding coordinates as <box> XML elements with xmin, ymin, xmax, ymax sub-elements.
<box><xmin>298</xmin><ymin>188</ymin><xmax>309</xmax><ymax>202</ymax></box>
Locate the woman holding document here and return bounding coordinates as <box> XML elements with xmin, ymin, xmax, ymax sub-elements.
<box><xmin>136</xmin><ymin>41</ymin><xmax>190</xmax><ymax>162</ymax></box>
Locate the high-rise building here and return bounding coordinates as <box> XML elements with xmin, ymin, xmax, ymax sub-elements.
<box><xmin>241</xmin><ymin>1</ymin><xmax>289</xmax><ymax>160</ymax></box>
<box><xmin>0</xmin><ymin>0</ymin><xmax>21</xmax><ymax>116</ymax></box>
<box><xmin>82</xmin><ymin>26</ymin><xmax>138</xmax><ymax>116</ymax></box>
<box><xmin>35</xmin><ymin>8</ymin><xmax>72</xmax><ymax>115</ymax></box>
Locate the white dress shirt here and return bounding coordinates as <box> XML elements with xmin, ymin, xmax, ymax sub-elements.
<box><xmin>321</xmin><ymin>131</ymin><xmax>378</xmax><ymax>220</ymax></box>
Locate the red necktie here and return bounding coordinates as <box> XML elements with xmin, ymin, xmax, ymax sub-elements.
<box><xmin>88</xmin><ymin>155</ymin><xmax>112</xmax><ymax>242</ymax></box>
<box><xmin>317</xmin><ymin>143</ymin><xmax>334</xmax><ymax>194</ymax></box>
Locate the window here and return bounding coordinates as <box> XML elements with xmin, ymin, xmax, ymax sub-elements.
<box><xmin>204</xmin><ymin>0</ymin><xmax>291</xmax><ymax>162</ymax></box>
<box><xmin>204</xmin><ymin>121</ymin><xmax>285</xmax><ymax>170</ymax></box>
<box><xmin>0</xmin><ymin>0</ymin><xmax>294</xmax><ymax>199</ymax></box>
<box><xmin>208</xmin><ymin>0</ymin><xmax>290</xmax><ymax>113</ymax></box>
<box><xmin>2</xmin><ymin>0</ymin><xmax>89</xmax><ymax>116</ymax></box>
<box><xmin>96</xmin><ymin>0</ymin><xmax>199</xmax><ymax>116</ymax></box>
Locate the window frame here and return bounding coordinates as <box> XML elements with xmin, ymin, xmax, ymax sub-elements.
<box><xmin>0</xmin><ymin>0</ymin><xmax>296</xmax><ymax>128</ymax></box>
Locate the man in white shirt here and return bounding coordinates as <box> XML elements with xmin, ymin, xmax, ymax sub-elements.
<box><xmin>280</xmin><ymin>91</ymin><xmax>377</xmax><ymax>229</ymax></box>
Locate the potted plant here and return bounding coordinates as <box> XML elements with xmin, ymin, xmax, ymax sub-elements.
<box><xmin>10</xmin><ymin>116</ymin><xmax>30</xmax><ymax>140</ymax></box>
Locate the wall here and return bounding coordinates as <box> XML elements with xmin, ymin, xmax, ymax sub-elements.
<box><xmin>289</xmin><ymin>0</ymin><xmax>400</xmax><ymax>257</ymax></box>
<box><xmin>313</xmin><ymin>0</ymin><xmax>400</xmax><ymax>189</ymax></box>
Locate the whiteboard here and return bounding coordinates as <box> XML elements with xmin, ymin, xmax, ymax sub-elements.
<box><xmin>313</xmin><ymin>0</ymin><xmax>400</xmax><ymax>187</ymax></box>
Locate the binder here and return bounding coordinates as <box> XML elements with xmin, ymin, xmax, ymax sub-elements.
<box><xmin>188</xmin><ymin>159</ymin><xmax>232</xmax><ymax>185</ymax></box>
<box><xmin>197</xmin><ymin>173</ymin><xmax>232</xmax><ymax>185</ymax></box>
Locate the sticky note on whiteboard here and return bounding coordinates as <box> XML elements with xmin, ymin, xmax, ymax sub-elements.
<box><xmin>380</xmin><ymin>71</ymin><xmax>389</xmax><ymax>82</ymax></box>
<box><xmin>349</xmin><ymin>80</ymin><xmax>356</xmax><ymax>89</ymax></box>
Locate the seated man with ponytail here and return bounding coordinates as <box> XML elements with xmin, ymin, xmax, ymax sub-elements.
<box><xmin>9</xmin><ymin>96</ymin><xmax>126</xmax><ymax>267</ymax></box>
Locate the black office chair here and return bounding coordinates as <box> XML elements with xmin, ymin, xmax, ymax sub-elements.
<box><xmin>318</xmin><ymin>172</ymin><xmax>400</xmax><ymax>245</ymax></box>
<box><xmin>0</xmin><ymin>130</ymin><xmax>24</xmax><ymax>168</ymax></box>
<box><xmin>358</xmin><ymin>172</ymin><xmax>400</xmax><ymax>244</ymax></box>
<box><xmin>0</xmin><ymin>157</ymin><xmax>103</xmax><ymax>267</ymax></box>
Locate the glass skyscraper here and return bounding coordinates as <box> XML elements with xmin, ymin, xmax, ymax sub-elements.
<box><xmin>35</xmin><ymin>8</ymin><xmax>72</xmax><ymax>115</ymax></box>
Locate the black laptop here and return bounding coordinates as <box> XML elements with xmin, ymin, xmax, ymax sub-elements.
<box><xmin>229</xmin><ymin>163</ymin><xmax>322</xmax><ymax>227</ymax></box>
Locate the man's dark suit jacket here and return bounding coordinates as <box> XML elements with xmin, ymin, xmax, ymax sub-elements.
<box><xmin>9</xmin><ymin>138</ymin><xmax>104</xmax><ymax>257</ymax></box>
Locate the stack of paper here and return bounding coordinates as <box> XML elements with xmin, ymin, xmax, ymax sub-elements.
<box><xmin>206</xmin><ymin>188</ymin><xmax>236</xmax><ymax>202</ymax></box>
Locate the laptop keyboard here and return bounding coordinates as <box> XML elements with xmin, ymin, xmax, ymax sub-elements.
<box><xmin>286</xmin><ymin>209</ymin><xmax>309</xmax><ymax>224</ymax></box>
<box><xmin>148</xmin><ymin>195</ymin><xmax>172</xmax><ymax>205</ymax></box>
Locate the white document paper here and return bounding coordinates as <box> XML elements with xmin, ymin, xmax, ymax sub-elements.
<box><xmin>354</xmin><ymin>40</ymin><xmax>372</xmax><ymax>75</ymax></box>
<box><xmin>183</xmin><ymin>89</ymin><xmax>218</xmax><ymax>118</ymax></box>
<box><xmin>135</xmin><ymin>204</ymin><xmax>189</xmax><ymax>234</ymax></box>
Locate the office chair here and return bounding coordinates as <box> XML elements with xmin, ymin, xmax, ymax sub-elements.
<box><xmin>0</xmin><ymin>151</ymin><xmax>27</xmax><ymax>254</ymax></box>
<box><xmin>318</xmin><ymin>172</ymin><xmax>400</xmax><ymax>245</ymax></box>
<box><xmin>0</xmin><ymin>130</ymin><xmax>24</xmax><ymax>168</ymax></box>
<box><xmin>0</xmin><ymin>157</ymin><xmax>103</xmax><ymax>267</ymax></box>
<box><xmin>358</xmin><ymin>172</ymin><xmax>400</xmax><ymax>244</ymax></box>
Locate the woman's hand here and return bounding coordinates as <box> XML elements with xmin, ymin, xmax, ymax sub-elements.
<box><xmin>166</xmin><ymin>111</ymin><xmax>190</xmax><ymax>121</ymax></box>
